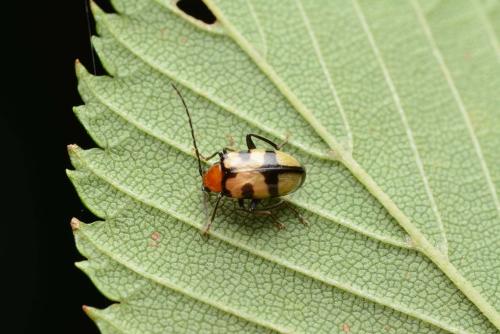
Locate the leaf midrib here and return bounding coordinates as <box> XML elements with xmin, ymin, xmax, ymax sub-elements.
<box><xmin>69</xmin><ymin>146</ymin><xmax>470</xmax><ymax>334</ymax></box>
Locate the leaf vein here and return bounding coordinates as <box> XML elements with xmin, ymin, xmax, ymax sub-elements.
<box><xmin>245</xmin><ymin>0</ymin><xmax>268</xmax><ymax>58</ymax></box>
<box><xmin>411</xmin><ymin>0</ymin><xmax>500</xmax><ymax>222</ymax></box>
<box><xmin>352</xmin><ymin>0</ymin><xmax>448</xmax><ymax>254</ymax></box>
<box><xmin>295</xmin><ymin>0</ymin><xmax>354</xmax><ymax>151</ymax></box>
<box><xmin>472</xmin><ymin>0</ymin><xmax>500</xmax><ymax>63</ymax></box>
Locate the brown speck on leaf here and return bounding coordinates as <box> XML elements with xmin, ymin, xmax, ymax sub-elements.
<box><xmin>342</xmin><ymin>323</ymin><xmax>350</xmax><ymax>333</ymax></box>
<box><xmin>70</xmin><ymin>217</ymin><xmax>81</xmax><ymax>231</ymax></box>
<box><xmin>384</xmin><ymin>324</ymin><xmax>392</xmax><ymax>332</ymax></box>
<box><xmin>180</xmin><ymin>36</ymin><xmax>188</xmax><ymax>44</ymax></box>
<box><xmin>464</xmin><ymin>52</ymin><xmax>471</xmax><ymax>60</ymax></box>
<box><xmin>82</xmin><ymin>305</ymin><xmax>90</xmax><ymax>314</ymax></box>
<box><xmin>151</xmin><ymin>231</ymin><xmax>160</xmax><ymax>241</ymax></box>
<box><xmin>149</xmin><ymin>231</ymin><xmax>161</xmax><ymax>247</ymax></box>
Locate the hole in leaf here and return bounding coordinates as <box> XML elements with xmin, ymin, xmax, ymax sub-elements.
<box><xmin>176</xmin><ymin>0</ymin><xmax>216</xmax><ymax>24</ymax></box>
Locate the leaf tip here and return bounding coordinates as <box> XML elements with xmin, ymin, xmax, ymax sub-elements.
<box><xmin>70</xmin><ymin>217</ymin><xmax>82</xmax><ymax>231</ymax></box>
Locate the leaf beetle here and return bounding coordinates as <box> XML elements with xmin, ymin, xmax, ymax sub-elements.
<box><xmin>172</xmin><ymin>84</ymin><xmax>307</xmax><ymax>234</ymax></box>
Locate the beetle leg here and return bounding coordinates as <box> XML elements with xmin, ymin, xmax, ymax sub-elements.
<box><xmin>253</xmin><ymin>200</ymin><xmax>308</xmax><ymax>226</ymax></box>
<box><xmin>238</xmin><ymin>199</ymin><xmax>245</xmax><ymax>209</ymax></box>
<box><xmin>202</xmin><ymin>189</ymin><xmax>210</xmax><ymax>217</ymax></box>
<box><xmin>202</xmin><ymin>193</ymin><xmax>224</xmax><ymax>235</ymax></box>
<box><xmin>239</xmin><ymin>199</ymin><xmax>286</xmax><ymax>230</ymax></box>
<box><xmin>249</xmin><ymin>199</ymin><xmax>261</xmax><ymax>212</ymax></box>
<box><xmin>222</xmin><ymin>147</ymin><xmax>237</xmax><ymax>154</ymax></box>
<box><xmin>283</xmin><ymin>201</ymin><xmax>309</xmax><ymax>226</ymax></box>
<box><xmin>246</xmin><ymin>133</ymin><xmax>280</xmax><ymax>150</ymax></box>
<box><xmin>251</xmin><ymin>209</ymin><xmax>286</xmax><ymax>230</ymax></box>
<box><xmin>276</xmin><ymin>133</ymin><xmax>290</xmax><ymax>150</ymax></box>
<box><xmin>197</xmin><ymin>150</ymin><xmax>220</xmax><ymax>162</ymax></box>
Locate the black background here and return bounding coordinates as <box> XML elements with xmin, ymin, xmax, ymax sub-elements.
<box><xmin>2</xmin><ymin>1</ymin><xmax>214</xmax><ymax>333</ymax></box>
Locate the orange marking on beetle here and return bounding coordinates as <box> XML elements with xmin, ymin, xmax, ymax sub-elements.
<box><xmin>203</xmin><ymin>163</ymin><xmax>223</xmax><ymax>192</ymax></box>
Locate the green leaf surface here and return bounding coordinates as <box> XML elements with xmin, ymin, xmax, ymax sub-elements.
<box><xmin>69</xmin><ymin>0</ymin><xmax>500</xmax><ymax>333</ymax></box>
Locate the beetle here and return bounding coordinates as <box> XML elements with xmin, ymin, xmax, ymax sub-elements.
<box><xmin>172</xmin><ymin>84</ymin><xmax>307</xmax><ymax>234</ymax></box>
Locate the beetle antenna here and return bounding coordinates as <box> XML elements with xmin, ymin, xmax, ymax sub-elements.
<box><xmin>171</xmin><ymin>83</ymin><xmax>204</xmax><ymax>177</ymax></box>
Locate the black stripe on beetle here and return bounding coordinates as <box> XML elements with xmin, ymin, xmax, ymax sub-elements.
<box><xmin>221</xmin><ymin>171</ymin><xmax>236</xmax><ymax>197</ymax></box>
<box><xmin>263</xmin><ymin>171</ymin><xmax>279</xmax><ymax>197</ymax></box>
<box><xmin>262</xmin><ymin>150</ymin><xmax>280</xmax><ymax>197</ymax></box>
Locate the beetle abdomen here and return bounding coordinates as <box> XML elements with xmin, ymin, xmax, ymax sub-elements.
<box><xmin>221</xmin><ymin>149</ymin><xmax>305</xmax><ymax>199</ymax></box>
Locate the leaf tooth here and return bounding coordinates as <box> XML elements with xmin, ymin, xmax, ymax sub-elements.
<box><xmin>82</xmin><ymin>304</ymin><xmax>94</xmax><ymax>317</ymax></box>
<box><xmin>70</xmin><ymin>217</ymin><xmax>82</xmax><ymax>231</ymax></box>
<box><xmin>67</xmin><ymin>143</ymin><xmax>81</xmax><ymax>154</ymax></box>
<box><xmin>82</xmin><ymin>305</ymin><xmax>132</xmax><ymax>334</ymax></box>
<box><xmin>67</xmin><ymin>144</ymin><xmax>87</xmax><ymax>170</ymax></box>
<box><xmin>89</xmin><ymin>0</ymin><xmax>104</xmax><ymax>19</ymax></box>
<box><xmin>74</xmin><ymin>59</ymin><xmax>89</xmax><ymax>79</ymax></box>
<box><xmin>91</xmin><ymin>36</ymin><xmax>119</xmax><ymax>77</ymax></box>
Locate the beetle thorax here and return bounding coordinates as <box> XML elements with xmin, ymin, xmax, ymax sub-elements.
<box><xmin>203</xmin><ymin>163</ymin><xmax>223</xmax><ymax>193</ymax></box>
